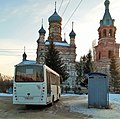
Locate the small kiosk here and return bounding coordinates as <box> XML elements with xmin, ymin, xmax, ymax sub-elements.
<box><xmin>88</xmin><ymin>73</ymin><xmax>109</xmax><ymax>108</ymax></box>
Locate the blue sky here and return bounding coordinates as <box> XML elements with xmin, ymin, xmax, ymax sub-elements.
<box><xmin>0</xmin><ymin>0</ymin><xmax>120</xmax><ymax>76</ymax></box>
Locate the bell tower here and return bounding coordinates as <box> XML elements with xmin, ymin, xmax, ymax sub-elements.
<box><xmin>69</xmin><ymin>22</ymin><xmax>76</xmax><ymax>62</ymax></box>
<box><xmin>95</xmin><ymin>0</ymin><xmax>120</xmax><ymax>73</ymax></box>
<box><xmin>36</xmin><ymin>20</ymin><xmax>46</xmax><ymax>64</ymax></box>
<box><xmin>95</xmin><ymin>0</ymin><xmax>119</xmax><ymax>61</ymax></box>
<box><xmin>48</xmin><ymin>2</ymin><xmax>62</xmax><ymax>41</ymax></box>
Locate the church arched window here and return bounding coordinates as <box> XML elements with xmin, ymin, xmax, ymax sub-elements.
<box><xmin>109</xmin><ymin>29</ymin><xmax>112</xmax><ymax>37</ymax></box>
<box><xmin>108</xmin><ymin>50</ymin><xmax>113</xmax><ymax>59</ymax></box>
<box><xmin>99</xmin><ymin>31</ymin><xmax>101</xmax><ymax>38</ymax></box>
<box><xmin>103</xmin><ymin>29</ymin><xmax>107</xmax><ymax>37</ymax></box>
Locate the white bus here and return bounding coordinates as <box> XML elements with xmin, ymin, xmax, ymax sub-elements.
<box><xmin>13</xmin><ymin>60</ymin><xmax>61</xmax><ymax>105</ymax></box>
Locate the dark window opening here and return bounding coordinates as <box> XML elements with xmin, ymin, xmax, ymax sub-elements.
<box><xmin>103</xmin><ymin>29</ymin><xmax>107</xmax><ymax>37</ymax></box>
<box><xmin>99</xmin><ymin>32</ymin><xmax>101</xmax><ymax>38</ymax></box>
<box><xmin>109</xmin><ymin>29</ymin><xmax>112</xmax><ymax>37</ymax></box>
<box><xmin>108</xmin><ymin>50</ymin><xmax>113</xmax><ymax>59</ymax></box>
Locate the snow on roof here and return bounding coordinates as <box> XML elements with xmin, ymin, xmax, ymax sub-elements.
<box><xmin>45</xmin><ymin>41</ymin><xmax>70</xmax><ymax>47</ymax></box>
<box><xmin>16</xmin><ymin>60</ymin><xmax>36</xmax><ymax>66</ymax></box>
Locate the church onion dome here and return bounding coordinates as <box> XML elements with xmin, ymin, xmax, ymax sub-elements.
<box><xmin>100</xmin><ymin>0</ymin><xmax>114</xmax><ymax>27</ymax></box>
<box><xmin>48</xmin><ymin>10</ymin><xmax>62</xmax><ymax>23</ymax></box>
<box><xmin>69</xmin><ymin>29</ymin><xmax>76</xmax><ymax>38</ymax></box>
<box><xmin>22</xmin><ymin>52</ymin><xmax>27</xmax><ymax>61</ymax></box>
<box><xmin>38</xmin><ymin>25</ymin><xmax>46</xmax><ymax>35</ymax></box>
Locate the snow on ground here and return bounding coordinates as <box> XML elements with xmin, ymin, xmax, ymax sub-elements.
<box><xmin>109</xmin><ymin>94</ymin><xmax>120</xmax><ymax>104</ymax></box>
<box><xmin>0</xmin><ymin>93</ymin><xmax>119</xmax><ymax>118</ymax></box>
<box><xmin>62</xmin><ymin>93</ymin><xmax>120</xmax><ymax>119</ymax></box>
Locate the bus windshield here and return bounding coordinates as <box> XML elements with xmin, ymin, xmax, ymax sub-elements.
<box><xmin>15</xmin><ymin>65</ymin><xmax>44</xmax><ymax>82</ymax></box>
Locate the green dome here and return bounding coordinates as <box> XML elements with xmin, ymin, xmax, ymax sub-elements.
<box><xmin>69</xmin><ymin>29</ymin><xmax>76</xmax><ymax>38</ymax></box>
<box><xmin>38</xmin><ymin>25</ymin><xmax>46</xmax><ymax>35</ymax></box>
<box><xmin>22</xmin><ymin>52</ymin><xmax>27</xmax><ymax>61</ymax></box>
<box><xmin>48</xmin><ymin>11</ymin><xmax>62</xmax><ymax>23</ymax></box>
<box><xmin>100</xmin><ymin>0</ymin><xmax>114</xmax><ymax>27</ymax></box>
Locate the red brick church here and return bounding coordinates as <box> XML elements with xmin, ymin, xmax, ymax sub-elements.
<box><xmin>94</xmin><ymin>0</ymin><xmax>120</xmax><ymax>73</ymax></box>
<box><xmin>36</xmin><ymin>4</ymin><xmax>77</xmax><ymax>87</ymax></box>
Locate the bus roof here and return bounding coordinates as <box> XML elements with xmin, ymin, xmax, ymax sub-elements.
<box><xmin>15</xmin><ymin>60</ymin><xmax>60</xmax><ymax>77</ymax></box>
<box><xmin>44</xmin><ymin>65</ymin><xmax>60</xmax><ymax>77</ymax></box>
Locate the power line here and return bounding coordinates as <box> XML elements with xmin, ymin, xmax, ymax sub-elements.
<box><xmin>0</xmin><ymin>54</ymin><xmax>22</xmax><ymax>56</ymax></box>
<box><xmin>63</xmin><ymin>0</ymin><xmax>83</xmax><ymax>30</ymax></box>
<box><xmin>0</xmin><ymin>51</ymin><xmax>35</xmax><ymax>54</ymax></box>
<box><xmin>61</xmin><ymin>0</ymin><xmax>72</xmax><ymax>17</ymax></box>
<box><xmin>0</xmin><ymin>49</ymin><xmax>36</xmax><ymax>56</ymax></box>
<box><xmin>0</xmin><ymin>53</ymin><xmax>36</xmax><ymax>56</ymax></box>
<box><xmin>0</xmin><ymin>49</ymin><xmax>36</xmax><ymax>53</ymax></box>
<box><xmin>58</xmin><ymin>0</ymin><xmax>63</xmax><ymax>13</ymax></box>
<box><xmin>0</xmin><ymin>54</ymin><xmax>35</xmax><ymax>56</ymax></box>
<box><xmin>0</xmin><ymin>49</ymin><xmax>36</xmax><ymax>50</ymax></box>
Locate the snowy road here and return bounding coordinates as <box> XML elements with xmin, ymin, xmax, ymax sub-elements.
<box><xmin>0</xmin><ymin>93</ymin><xmax>120</xmax><ymax>119</ymax></box>
<box><xmin>62</xmin><ymin>94</ymin><xmax>120</xmax><ymax>119</ymax></box>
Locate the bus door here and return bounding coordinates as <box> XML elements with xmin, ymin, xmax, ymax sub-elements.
<box><xmin>46</xmin><ymin>71</ymin><xmax>51</xmax><ymax>102</ymax></box>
